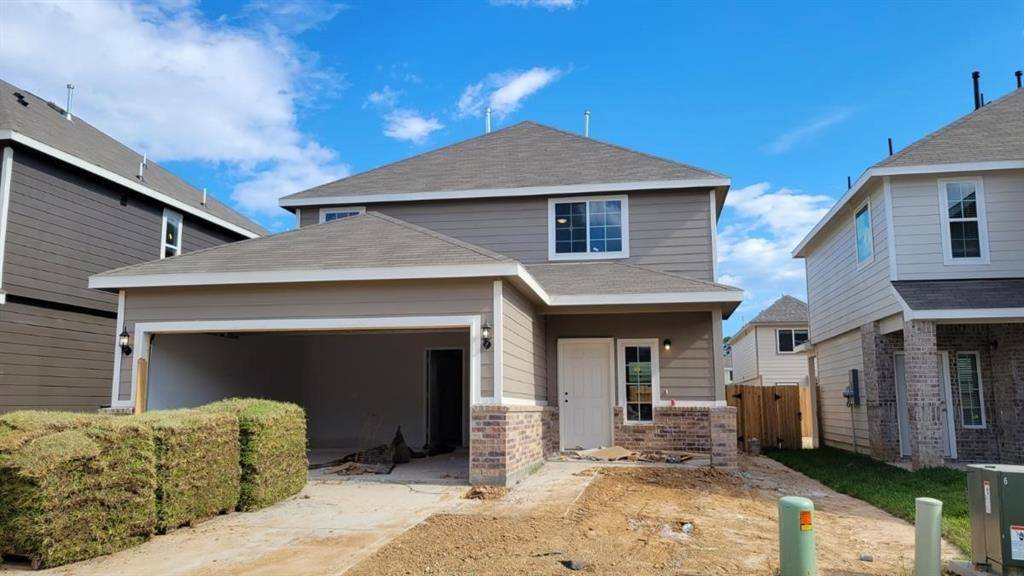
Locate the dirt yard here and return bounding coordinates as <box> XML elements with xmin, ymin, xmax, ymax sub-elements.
<box><xmin>346</xmin><ymin>456</ymin><xmax>958</xmax><ymax>576</ymax></box>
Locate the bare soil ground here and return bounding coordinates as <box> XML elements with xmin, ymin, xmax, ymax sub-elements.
<box><xmin>346</xmin><ymin>456</ymin><xmax>958</xmax><ymax>576</ymax></box>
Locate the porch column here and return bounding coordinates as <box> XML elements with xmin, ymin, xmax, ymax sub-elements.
<box><xmin>860</xmin><ymin>322</ymin><xmax>900</xmax><ymax>461</ymax></box>
<box><xmin>903</xmin><ymin>320</ymin><xmax>944</xmax><ymax>468</ymax></box>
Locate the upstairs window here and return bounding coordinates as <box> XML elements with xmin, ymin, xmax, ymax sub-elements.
<box><xmin>855</xmin><ymin>202</ymin><xmax>873</xmax><ymax>266</ymax></box>
<box><xmin>320</xmin><ymin>206</ymin><xmax>366</xmax><ymax>223</ymax></box>
<box><xmin>777</xmin><ymin>329</ymin><xmax>808</xmax><ymax>353</ymax></box>
<box><xmin>161</xmin><ymin>209</ymin><xmax>182</xmax><ymax>259</ymax></box>
<box><xmin>548</xmin><ymin>195</ymin><xmax>629</xmax><ymax>260</ymax></box>
<box><xmin>939</xmin><ymin>178</ymin><xmax>989</xmax><ymax>264</ymax></box>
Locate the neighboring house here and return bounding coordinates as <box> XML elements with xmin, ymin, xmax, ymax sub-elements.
<box><xmin>0</xmin><ymin>80</ymin><xmax>266</xmax><ymax>413</ymax></box>
<box><xmin>723</xmin><ymin>342</ymin><xmax>733</xmax><ymax>384</ymax></box>
<box><xmin>88</xmin><ymin>121</ymin><xmax>742</xmax><ymax>485</ymax></box>
<box><xmin>794</xmin><ymin>80</ymin><xmax>1024</xmax><ymax>468</ymax></box>
<box><xmin>728</xmin><ymin>295</ymin><xmax>810</xmax><ymax>388</ymax></box>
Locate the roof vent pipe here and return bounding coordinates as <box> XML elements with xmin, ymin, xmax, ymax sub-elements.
<box><xmin>202</xmin><ymin>187</ymin><xmax>208</xmax><ymax>207</ymax></box>
<box><xmin>1016</xmin><ymin>70</ymin><xmax>1022</xmax><ymax>89</ymax></box>
<box><xmin>584</xmin><ymin>110</ymin><xmax>591</xmax><ymax>137</ymax></box>
<box><xmin>887</xmin><ymin>137</ymin><xmax>893</xmax><ymax>156</ymax></box>
<box><xmin>137</xmin><ymin>152</ymin><xmax>147</xmax><ymax>180</ymax></box>
<box><xmin>64</xmin><ymin>83</ymin><xmax>74</xmax><ymax>120</ymax></box>
<box><xmin>972</xmin><ymin>71</ymin><xmax>982</xmax><ymax>110</ymax></box>
<box><xmin>485</xmin><ymin>107</ymin><xmax>491</xmax><ymax>134</ymax></box>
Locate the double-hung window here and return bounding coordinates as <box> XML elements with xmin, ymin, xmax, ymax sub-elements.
<box><xmin>956</xmin><ymin>352</ymin><xmax>986</xmax><ymax>428</ymax></box>
<box><xmin>938</xmin><ymin>178</ymin><xmax>989</xmax><ymax>264</ymax></box>
<box><xmin>617</xmin><ymin>339</ymin><xmax>659</xmax><ymax>424</ymax></box>
<box><xmin>319</xmin><ymin>206</ymin><xmax>366</xmax><ymax>223</ymax></box>
<box><xmin>161</xmin><ymin>209</ymin><xmax>182</xmax><ymax>259</ymax></box>
<box><xmin>777</xmin><ymin>329</ymin><xmax>808</xmax><ymax>353</ymax></box>
<box><xmin>548</xmin><ymin>195</ymin><xmax>629</xmax><ymax>260</ymax></box>
<box><xmin>855</xmin><ymin>202</ymin><xmax>873</xmax><ymax>266</ymax></box>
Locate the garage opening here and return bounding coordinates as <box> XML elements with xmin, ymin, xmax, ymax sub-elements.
<box><xmin>144</xmin><ymin>329</ymin><xmax>470</xmax><ymax>480</ymax></box>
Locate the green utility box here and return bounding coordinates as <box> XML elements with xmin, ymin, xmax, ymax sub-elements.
<box><xmin>967</xmin><ymin>464</ymin><xmax>1024</xmax><ymax>575</ymax></box>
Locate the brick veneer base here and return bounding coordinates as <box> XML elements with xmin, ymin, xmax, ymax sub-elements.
<box><xmin>611</xmin><ymin>405</ymin><xmax>737</xmax><ymax>469</ymax></box>
<box><xmin>470</xmin><ymin>405</ymin><xmax>554</xmax><ymax>486</ymax></box>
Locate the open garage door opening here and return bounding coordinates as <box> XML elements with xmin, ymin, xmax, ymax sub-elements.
<box><xmin>144</xmin><ymin>329</ymin><xmax>470</xmax><ymax>476</ymax></box>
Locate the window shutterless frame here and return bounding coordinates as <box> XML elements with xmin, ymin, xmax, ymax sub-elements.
<box><xmin>616</xmin><ymin>338</ymin><xmax>659</xmax><ymax>424</ymax></box>
<box><xmin>160</xmin><ymin>208</ymin><xmax>183</xmax><ymax>259</ymax></box>
<box><xmin>854</xmin><ymin>199</ymin><xmax>874</xmax><ymax>268</ymax></box>
<box><xmin>937</xmin><ymin>177</ymin><xmax>989</xmax><ymax>265</ymax></box>
<box><xmin>319</xmin><ymin>206</ymin><xmax>366</xmax><ymax>223</ymax></box>
<box><xmin>955</xmin><ymin>351</ymin><xmax>986</xmax><ymax>429</ymax></box>
<box><xmin>547</xmin><ymin>194</ymin><xmax>630</xmax><ymax>261</ymax></box>
<box><xmin>776</xmin><ymin>328</ymin><xmax>808</xmax><ymax>354</ymax></box>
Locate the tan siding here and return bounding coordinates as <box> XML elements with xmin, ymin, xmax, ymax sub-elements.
<box><xmin>501</xmin><ymin>281</ymin><xmax>546</xmax><ymax>402</ymax></box>
<box><xmin>755</xmin><ymin>325</ymin><xmax>810</xmax><ymax>386</ymax></box>
<box><xmin>805</xmin><ymin>181</ymin><xmax>899</xmax><ymax>343</ymax></box>
<box><xmin>729</xmin><ymin>330</ymin><xmax>758</xmax><ymax>383</ymax></box>
<box><xmin>815</xmin><ymin>329</ymin><xmax>870</xmax><ymax>454</ymax></box>
<box><xmin>120</xmin><ymin>279</ymin><xmax>493</xmax><ymax>400</ymax></box>
<box><xmin>545</xmin><ymin>311</ymin><xmax>716</xmax><ymax>402</ymax></box>
<box><xmin>0</xmin><ymin>301</ymin><xmax>114</xmax><ymax>413</ymax></box>
<box><xmin>302</xmin><ymin>189</ymin><xmax>715</xmax><ymax>280</ymax></box>
<box><xmin>892</xmin><ymin>169</ymin><xmax>1024</xmax><ymax>280</ymax></box>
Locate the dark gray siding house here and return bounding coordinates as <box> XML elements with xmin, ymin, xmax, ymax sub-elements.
<box><xmin>0</xmin><ymin>79</ymin><xmax>265</xmax><ymax>413</ymax></box>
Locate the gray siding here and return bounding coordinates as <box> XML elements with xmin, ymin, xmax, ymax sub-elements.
<box><xmin>804</xmin><ymin>180</ymin><xmax>900</xmax><ymax>343</ymax></box>
<box><xmin>2</xmin><ymin>147</ymin><xmax>241</xmax><ymax>313</ymax></box>
<box><xmin>815</xmin><ymin>329</ymin><xmax>870</xmax><ymax>454</ymax></box>
<box><xmin>0</xmin><ymin>301</ymin><xmax>114</xmax><ymax>412</ymax></box>
<box><xmin>501</xmin><ymin>281</ymin><xmax>546</xmax><ymax>402</ymax></box>
<box><xmin>300</xmin><ymin>188</ymin><xmax>715</xmax><ymax>280</ymax></box>
<box><xmin>891</xmin><ymin>169</ymin><xmax>1024</xmax><ymax>280</ymax></box>
<box><xmin>545</xmin><ymin>311</ymin><xmax>716</xmax><ymax>403</ymax></box>
<box><xmin>119</xmin><ymin>279</ymin><xmax>494</xmax><ymax>400</ymax></box>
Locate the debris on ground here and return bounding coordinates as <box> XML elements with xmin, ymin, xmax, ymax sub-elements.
<box><xmin>463</xmin><ymin>486</ymin><xmax>510</xmax><ymax>500</ymax></box>
<box><xmin>323</xmin><ymin>461</ymin><xmax>395</xmax><ymax>476</ymax></box>
<box><xmin>659</xmin><ymin>521</ymin><xmax>694</xmax><ymax>542</ymax></box>
<box><xmin>560</xmin><ymin>559</ymin><xmax>585</xmax><ymax>571</ymax></box>
<box><xmin>391</xmin><ymin>427</ymin><xmax>412</xmax><ymax>464</ymax></box>
<box><xmin>565</xmin><ymin>445</ymin><xmax>695</xmax><ymax>463</ymax></box>
<box><xmin>859</xmin><ymin>552</ymin><xmax>874</xmax><ymax>562</ymax></box>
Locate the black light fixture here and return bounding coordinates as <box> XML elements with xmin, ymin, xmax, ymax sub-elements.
<box><xmin>663</xmin><ymin>338</ymin><xmax>672</xmax><ymax>351</ymax></box>
<box><xmin>481</xmin><ymin>322</ymin><xmax>493</xmax><ymax>350</ymax></box>
<box><xmin>119</xmin><ymin>329</ymin><xmax>133</xmax><ymax>356</ymax></box>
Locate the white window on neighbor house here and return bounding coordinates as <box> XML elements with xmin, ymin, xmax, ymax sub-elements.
<box><xmin>939</xmin><ymin>178</ymin><xmax>989</xmax><ymax>264</ymax></box>
<box><xmin>617</xmin><ymin>339</ymin><xmax>659</xmax><ymax>424</ymax></box>
<box><xmin>777</xmin><ymin>329</ymin><xmax>808</xmax><ymax>354</ymax></box>
<box><xmin>548</xmin><ymin>195</ymin><xmax>629</xmax><ymax>260</ymax></box>
<box><xmin>319</xmin><ymin>206</ymin><xmax>366</xmax><ymax>223</ymax></box>
<box><xmin>855</xmin><ymin>202</ymin><xmax>873</xmax><ymax>266</ymax></box>
<box><xmin>161</xmin><ymin>209</ymin><xmax>182</xmax><ymax>259</ymax></box>
<box><xmin>724</xmin><ymin>368</ymin><xmax>734</xmax><ymax>384</ymax></box>
<box><xmin>956</xmin><ymin>352</ymin><xmax>986</xmax><ymax>428</ymax></box>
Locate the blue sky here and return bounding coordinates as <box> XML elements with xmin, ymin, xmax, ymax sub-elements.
<box><xmin>1</xmin><ymin>0</ymin><xmax>1022</xmax><ymax>334</ymax></box>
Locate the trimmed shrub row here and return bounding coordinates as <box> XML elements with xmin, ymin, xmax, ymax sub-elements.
<box><xmin>0</xmin><ymin>399</ymin><xmax>307</xmax><ymax>568</ymax></box>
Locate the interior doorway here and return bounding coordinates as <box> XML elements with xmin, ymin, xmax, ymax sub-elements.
<box><xmin>426</xmin><ymin>348</ymin><xmax>464</xmax><ymax>453</ymax></box>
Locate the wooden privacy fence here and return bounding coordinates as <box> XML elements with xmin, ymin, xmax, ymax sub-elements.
<box><xmin>726</xmin><ymin>383</ymin><xmax>814</xmax><ymax>451</ymax></box>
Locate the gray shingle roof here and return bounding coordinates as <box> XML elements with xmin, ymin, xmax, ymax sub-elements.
<box><xmin>893</xmin><ymin>279</ymin><xmax>1024</xmax><ymax>310</ymax></box>
<box><xmin>732</xmin><ymin>295</ymin><xmax>807</xmax><ymax>339</ymax></box>
<box><xmin>94</xmin><ymin>212</ymin><xmax>511</xmax><ymax>278</ymax></box>
<box><xmin>0</xmin><ymin>79</ymin><xmax>266</xmax><ymax>236</ymax></box>
<box><xmin>525</xmin><ymin>262</ymin><xmax>741</xmax><ymax>296</ymax></box>
<box><xmin>283</xmin><ymin>121</ymin><xmax>726</xmax><ymax>203</ymax></box>
<box><xmin>876</xmin><ymin>88</ymin><xmax>1024</xmax><ymax>168</ymax></box>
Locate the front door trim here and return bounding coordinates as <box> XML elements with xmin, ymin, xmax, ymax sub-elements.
<box><xmin>557</xmin><ymin>337</ymin><xmax>615</xmax><ymax>451</ymax></box>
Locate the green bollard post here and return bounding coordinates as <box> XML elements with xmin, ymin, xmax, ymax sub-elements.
<box><xmin>915</xmin><ymin>497</ymin><xmax>943</xmax><ymax>576</ymax></box>
<box><xmin>779</xmin><ymin>496</ymin><xmax>817</xmax><ymax>576</ymax></box>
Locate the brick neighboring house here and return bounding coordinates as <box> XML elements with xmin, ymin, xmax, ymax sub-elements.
<box><xmin>794</xmin><ymin>79</ymin><xmax>1024</xmax><ymax>468</ymax></box>
<box><xmin>88</xmin><ymin>121</ymin><xmax>742</xmax><ymax>485</ymax></box>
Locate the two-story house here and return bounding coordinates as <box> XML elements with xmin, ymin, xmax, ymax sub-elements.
<box><xmin>0</xmin><ymin>80</ymin><xmax>266</xmax><ymax>414</ymax></box>
<box><xmin>794</xmin><ymin>80</ymin><xmax>1024</xmax><ymax>468</ymax></box>
<box><xmin>728</xmin><ymin>295</ymin><xmax>810</xmax><ymax>388</ymax></box>
<box><xmin>87</xmin><ymin>121</ymin><xmax>742</xmax><ymax>485</ymax></box>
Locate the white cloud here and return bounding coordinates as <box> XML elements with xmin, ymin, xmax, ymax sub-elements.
<box><xmin>383</xmin><ymin>109</ymin><xmax>444</xmax><ymax>144</ymax></box>
<box><xmin>764</xmin><ymin>108</ymin><xmax>853</xmax><ymax>154</ymax></box>
<box><xmin>725</xmin><ymin>182</ymin><xmax>833</xmax><ymax>238</ymax></box>
<box><xmin>0</xmin><ymin>0</ymin><xmax>347</xmax><ymax>221</ymax></box>
<box><xmin>457</xmin><ymin>67</ymin><xmax>560</xmax><ymax>120</ymax></box>
<box><xmin>365</xmin><ymin>85</ymin><xmax>400</xmax><ymax>109</ymax></box>
<box><xmin>490</xmin><ymin>0</ymin><xmax>580</xmax><ymax>9</ymax></box>
<box><xmin>244</xmin><ymin>0</ymin><xmax>348</xmax><ymax>34</ymax></box>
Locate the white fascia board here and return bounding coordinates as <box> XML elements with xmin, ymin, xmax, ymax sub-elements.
<box><xmin>4</xmin><ymin>131</ymin><xmax>261</xmax><ymax>239</ymax></box>
<box><xmin>278</xmin><ymin>178</ymin><xmax>732</xmax><ymax>208</ymax></box>
<box><xmin>792</xmin><ymin>159</ymin><xmax>1024</xmax><ymax>258</ymax></box>
<box><xmin>90</xmin><ymin>263</ymin><xmax>521</xmax><ymax>290</ymax></box>
<box><xmin>546</xmin><ymin>291</ymin><xmax>743</xmax><ymax>306</ymax></box>
<box><xmin>911</xmin><ymin>308</ymin><xmax>1024</xmax><ymax>321</ymax></box>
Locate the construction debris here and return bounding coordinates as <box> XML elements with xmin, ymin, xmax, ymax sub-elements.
<box><xmin>565</xmin><ymin>446</ymin><xmax>695</xmax><ymax>464</ymax></box>
<box><xmin>323</xmin><ymin>461</ymin><xmax>394</xmax><ymax>476</ymax></box>
<box><xmin>463</xmin><ymin>486</ymin><xmax>510</xmax><ymax>500</ymax></box>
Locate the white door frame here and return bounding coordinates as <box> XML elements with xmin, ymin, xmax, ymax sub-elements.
<box><xmin>894</xmin><ymin>351</ymin><xmax>957</xmax><ymax>460</ymax></box>
<box><xmin>557</xmin><ymin>338</ymin><xmax>615</xmax><ymax>451</ymax></box>
<box><xmin>424</xmin><ymin>346</ymin><xmax>469</xmax><ymax>447</ymax></box>
<box><xmin>616</xmin><ymin>338</ymin><xmax>660</xmax><ymax>425</ymax></box>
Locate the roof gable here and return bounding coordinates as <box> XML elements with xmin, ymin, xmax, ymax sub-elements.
<box><xmin>732</xmin><ymin>295</ymin><xmax>807</xmax><ymax>340</ymax></box>
<box><xmin>282</xmin><ymin>121</ymin><xmax>726</xmax><ymax>205</ymax></box>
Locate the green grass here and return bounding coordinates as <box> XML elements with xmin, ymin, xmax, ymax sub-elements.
<box><xmin>767</xmin><ymin>447</ymin><xmax>970</xmax><ymax>555</ymax></box>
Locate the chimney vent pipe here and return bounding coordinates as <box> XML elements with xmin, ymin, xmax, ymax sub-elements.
<box><xmin>972</xmin><ymin>71</ymin><xmax>982</xmax><ymax>110</ymax></box>
<box><xmin>64</xmin><ymin>84</ymin><xmax>74</xmax><ymax>121</ymax></box>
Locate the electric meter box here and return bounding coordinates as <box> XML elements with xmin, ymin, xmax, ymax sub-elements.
<box><xmin>967</xmin><ymin>464</ymin><xmax>1024</xmax><ymax>575</ymax></box>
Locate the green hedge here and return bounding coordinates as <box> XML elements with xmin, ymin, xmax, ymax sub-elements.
<box><xmin>136</xmin><ymin>410</ymin><xmax>241</xmax><ymax>532</ymax></box>
<box><xmin>202</xmin><ymin>399</ymin><xmax>307</xmax><ymax>511</ymax></box>
<box><xmin>0</xmin><ymin>412</ymin><xmax>156</xmax><ymax>569</ymax></box>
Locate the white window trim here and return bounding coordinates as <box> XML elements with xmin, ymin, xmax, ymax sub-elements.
<box><xmin>854</xmin><ymin>199</ymin><xmax>874</xmax><ymax>269</ymax></box>
<box><xmin>547</xmin><ymin>194</ymin><xmax>630</xmax><ymax>261</ymax></box>
<box><xmin>955</xmin><ymin>351</ymin><xmax>986</xmax><ymax>429</ymax></box>
<box><xmin>319</xmin><ymin>206</ymin><xmax>366</xmax><ymax>223</ymax></box>
<box><xmin>616</xmin><ymin>338</ymin><xmax>660</xmax><ymax>425</ymax></box>
<box><xmin>160</xmin><ymin>209</ymin><xmax>183</xmax><ymax>259</ymax></box>
<box><xmin>776</xmin><ymin>328</ymin><xmax>808</xmax><ymax>354</ymax></box>
<box><xmin>937</xmin><ymin>177</ymin><xmax>990</xmax><ymax>265</ymax></box>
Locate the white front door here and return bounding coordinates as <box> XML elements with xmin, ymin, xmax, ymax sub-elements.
<box><xmin>558</xmin><ymin>339</ymin><xmax>614</xmax><ymax>450</ymax></box>
<box><xmin>894</xmin><ymin>352</ymin><xmax>957</xmax><ymax>459</ymax></box>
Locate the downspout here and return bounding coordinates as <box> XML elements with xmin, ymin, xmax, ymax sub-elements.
<box><xmin>0</xmin><ymin>147</ymin><xmax>14</xmax><ymax>304</ymax></box>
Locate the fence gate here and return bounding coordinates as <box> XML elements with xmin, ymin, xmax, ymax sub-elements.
<box><xmin>726</xmin><ymin>384</ymin><xmax>810</xmax><ymax>451</ymax></box>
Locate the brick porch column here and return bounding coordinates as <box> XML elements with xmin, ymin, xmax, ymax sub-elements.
<box><xmin>904</xmin><ymin>320</ymin><xmax>944</xmax><ymax>468</ymax></box>
<box><xmin>709</xmin><ymin>406</ymin><xmax>737</xmax><ymax>470</ymax></box>
<box><xmin>861</xmin><ymin>322</ymin><xmax>900</xmax><ymax>460</ymax></box>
